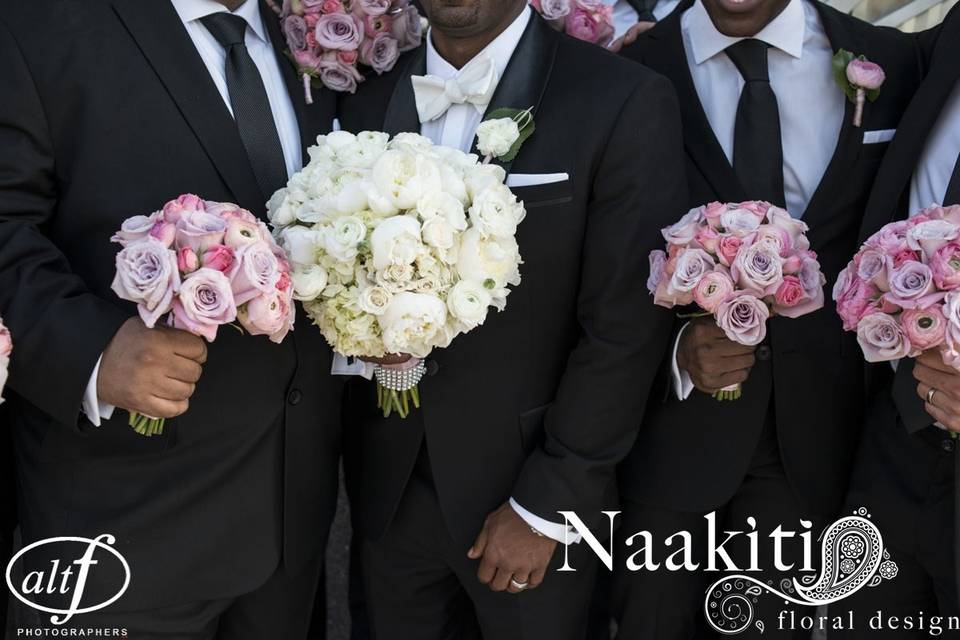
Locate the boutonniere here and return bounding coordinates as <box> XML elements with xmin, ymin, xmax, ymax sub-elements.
<box><xmin>832</xmin><ymin>50</ymin><xmax>886</xmax><ymax>128</ymax></box>
<box><xmin>475</xmin><ymin>108</ymin><xmax>536</xmax><ymax>164</ymax></box>
<box><xmin>265</xmin><ymin>0</ymin><xmax>424</xmax><ymax>103</ymax></box>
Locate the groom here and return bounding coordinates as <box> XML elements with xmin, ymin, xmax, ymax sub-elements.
<box><xmin>0</xmin><ymin>0</ymin><xmax>340</xmax><ymax>636</ymax></box>
<box><xmin>338</xmin><ymin>0</ymin><xmax>687</xmax><ymax>637</ymax></box>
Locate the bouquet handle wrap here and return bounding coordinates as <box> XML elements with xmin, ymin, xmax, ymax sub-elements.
<box><xmin>374</xmin><ymin>358</ymin><xmax>426</xmax><ymax>419</ymax></box>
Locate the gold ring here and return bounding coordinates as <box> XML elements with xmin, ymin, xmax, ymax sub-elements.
<box><xmin>928</xmin><ymin>388</ymin><xmax>937</xmax><ymax>405</ymax></box>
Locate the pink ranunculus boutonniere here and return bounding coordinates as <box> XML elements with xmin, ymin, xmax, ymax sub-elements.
<box><xmin>833</xmin><ymin>49</ymin><xmax>886</xmax><ymax>128</ymax></box>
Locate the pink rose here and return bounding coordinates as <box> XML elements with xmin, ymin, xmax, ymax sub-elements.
<box><xmin>230</xmin><ymin>241</ymin><xmax>282</xmax><ymax>305</ymax></box>
<box><xmin>339</xmin><ymin>49</ymin><xmax>359</xmax><ymax>65</ymax></box>
<box><xmin>320</xmin><ymin>0</ymin><xmax>343</xmax><ymax>13</ymax></box>
<box><xmin>871</xmin><ymin>219</ymin><xmax>911</xmax><ymax>255</ymax></box>
<box><xmin>112</xmin><ymin>238</ymin><xmax>181</xmax><ymax>327</ymax></box>
<box><xmin>178</xmin><ymin>247</ymin><xmax>199</xmax><ymax>273</ymax></box>
<box><xmin>202</xmin><ymin>245</ymin><xmax>235</xmax><ymax>273</ymax></box>
<box><xmin>276</xmin><ymin>271</ymin><xmax>292</xmax><ymax>293</ymax></box>
<box><xmin>647</xmin><ymin>250</ymin><xmax>667</xmax><ymax>295</ymax></box>
<box><xmin>732</xmin><ymin>242</ymin><xmax>783</xmax><ymax>295</ymax></box>
<box><xmin>846</xmin><ymin>59</ymin><xmax>885</xmax><ymax>90</ymax></box>
<box><xmin>172</xmin><ymin>268</ymin><xmax>237</xmax><ymax>342</ymax></box>
<box><xmin>856</xmin><ymin>312</ymin><xmax>910</xmax><ymax>362</ymax></box>
<box><xmin>782</xmin><ymin>254</ymin><xmax>802</xmax><ymax>275</ymax></box>
<box><xmin>564</xmin><ymin>6</ymin><xmax>614</xmax><ymax>46</ymax></box>
<box><xmin>661</xmin><ymin>208</ymin><xmax>703</xmax><ymax>246</ymax></box>
<box><xmin>902</xmin><ymin>306</ymin><xmax>947</xmax><ymax>353</ymax></box>
<box><xmin>703</xmin><ymin>202</ymin><xmax>726</xmax><ymax>224</ymax></box>
<box><xmin>0</xmin><ymin>320</ymin><xmax>12</xmax><ymax>359</ymax></box>
<box><xmin>773</xmin><ymin>275</ymin><xmax>804</xmax><ymax>309</ymax></box>
<box><xmin>238</xmin><ymin>292</ymin><xmax>294</xmax><ymax>343</ymax></box>
<box><xmin>663</xmin><ymin>248</ymin><xmax>716</xmax><ymax>306</ymax></box>
<box><xmin>885</xmin><ymin>261</ymin><xmax>944</xmax><ymax>309</ymax></box>
<box><xmin>112</xmin><ymin>212</ymin><xmax>161</xmax><ymax>246</ymax></box>
<box><xmin>765</xmin><ymin>206</ymin><xmax>809</xmax><ymax>251</ymax></box>
<box><xmin>175</xmin><ymin>211</ymin><xmax>227</xmax><ymax>252</ymax></box>
<box><xmin>315</xmin><ymin>12</ymin><xmax>362</xmax><ymax>50</ymax></box>
<box><xmin>734</xmin><ymin>201</ymin><xmax>771</xmax><ymax>219</ymax></box>
<box><xmin>695</xmin><ymin>225</ymin><xmax>720</xmax><ymax>253</ymax></box>
<box><xmin>162</xmin><ymin>194</ymin><xmax>205</xmax><ymax>224</ymax></box>
<box><xmin>716</xmin><ymin>294</ymin><xmax>770</xmax><ymax>346</ymax></box>
<box><xmin>204</xmin><ymin>201</ymin><xmax>258</xmax><ymax>222</ymax></box>
<box><xmin>907</xmin><ymin>219</ymin><xmax>959</xmax><ymax>259</ymax></box>
<box><xmin>717</xmin><ymin>236</ymin><xmax>742</xmax><ymax>267</ymax></box>
<box><xmin>835</xmin><ymin>271</ymin><xmax>878</xmax><ymax>331</ymax></box>
<box><xmin>694</xmin><ymin>270</ymin><xmax>735</xmax><ymax>313</ymax></box>
<box><xmin>149</xmin><ymin>221</ymin><xmax>177</xmax><ymax>248</ymax></box>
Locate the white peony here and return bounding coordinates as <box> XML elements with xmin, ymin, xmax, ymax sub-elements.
<box><xmin>291</xmin><ymin>265</ymin><xmax>329</xmax><ymax>301</ymax></box>
<box><xmin>280</xmin><ymin>226</ymin><xmax>322</xmax><ymax>266</ymax></box>
<box><xmin>456</xmin><ymin>228</ymin><xmax>522</xmax><ymax>289</ymax></box>
<box><xmin>447</xmin><ymin>280</ymin><xmax>491</xmax><ymax>329</ymax></box>
<box><xmin>378</xmin><ymin>292</ymin><xmax>448</xmax><ymax>358</ymax></box>
<box><xmin>267</xmin><ymin>191</ymin><xmax>297</xmax><ymax>227</ymax></box>
<box><xmin>370</xmin><ymin>215</ymin><xmax>423</xmax><ymax>270</ymax></box>
<box><xmin>465</xmin><ymin>164</ymin><xmax>507</xmax><ymax>200</ymax></box>
<box><xmin>476</xmin><ymin>117</ymin><xmax>520</xmax><ymax>158</ymax></box>
<box><xmin>469</xmin><ymin>184</ymin><xmax>526</xmax><ymax>238</ymax></box>
<box><xmin>324</xmin><ymin>216</ymin><xmax>366</xmax><ymax>262</ymax></box>
<box><xmin>372</xmin><ymin>150</ymin><xmax>443</xmax><ymax>210</ymax></box>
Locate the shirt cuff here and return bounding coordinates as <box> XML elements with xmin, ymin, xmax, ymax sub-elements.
<box><xmin>508</xmin><ymin>498</ymin><xmax>582</xmax><ymax>545</ymax></box>
<box><xmin>670</xmin><ymin>322</ymin><xmax>695</xmax><ymax>400</ymax></box>
<box><xmin>330</xmin><ymin>353</ymin><xmax>375</xmax><ymax>379</ymax></box>
<box><xmin>81</xmin><ymin>356</ymin><xmax>115</xmax><ymax>427</ymax></box>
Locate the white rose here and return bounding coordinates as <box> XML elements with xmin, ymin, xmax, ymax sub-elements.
<box><xmin>465</xmin><ymin>164</ymin><xmax>507</xmax><ymax>200</ymax></box>
<box><xmin>370</xmin><ymin>215</ymin><xmax>423</xmax><ymax>270</ymax></box>
<box><xmin>378</xmin><ymin>292</ymin><xmax>448</xmax><ymax>358</ymax></box>
<box><xmin>456</xmin><ymin>228</ymin><xmax>521</xmax><ymax>289</ymax></box>
<box><xmin>377</xmin><ymin>263</ymin><xmax>415</xmax><ymax>292</ymax></box>
<box><xmin>469</xmin><ymin>184</ymin><xmax>525</xmax><ymax>238</ymax></box>
<box><xmin>280</xmin><ymin>226</ymin><xmax>322</xmax><ymax>266</ymax></box>
<box><xmin>291</xmin><ymin>265</ymin><xmax>329</xmax><ymax>301</ymax></box>
<box><xmin>324</xmin><ymin>216</ymin><xmax>366</xmax><ymax>262</ymax></box>
<box><xmin>475</xmin><ymin>117</ymin><xmax>520</xmax><ymax>158</ymax></box>
<box><xmin>358</xmin><ymin>285</ymin><xmax>393</xmax><ymax>315</ymax></box>
<box><xmin>417</xmin><ymin>191</ymin><xmax>467</xmax><ymax>230</ymax></box>
<box><xmin>447</xmin><ymin>280</ymin><xmax>491</xmax><ymax>329</ymax></box>
<box><xmin>421</xmin><ymin>216</ymin><xmax>456</xmax><ymax>250</ymax></box>
<box><xmin>372</xmin><ymin>150</ymin><xmax>443</xmax><ymax>210</ymax></box>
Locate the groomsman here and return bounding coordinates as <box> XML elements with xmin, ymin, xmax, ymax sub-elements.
<box><xmin>833</xmin><ymin>7</ymin><xmax>960</xmax><ymax>637</ymax></box>
<box><xmin>605</xmin><ymin>0</ymin><xmax>681</xmax><ymax>41</ymax></box>
<box><xmin>617</xmin><ymin>0</ymin><xmax>921</xmax><ymax>636</ymax></box>
<box><xmin>338</xmin><ymin>0</ymin><xmax>688</xmax><ymax>637</ymax></box>
<box><xmin>0</xmin><ymin>0</ymin><xmax>341</xmax><ymax>636</ymax></box>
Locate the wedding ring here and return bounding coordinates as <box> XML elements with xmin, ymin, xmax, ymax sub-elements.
<box><xmin>510</xmin><ymin>579</ymin><xmax>529</xmax><ymax>591</ymax></box>
<box><xmin>928</xmin><ymin>388</ymin><xmax>938</xmax><ymax>405</ymax></box>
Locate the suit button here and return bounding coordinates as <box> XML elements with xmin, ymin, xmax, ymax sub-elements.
<box><xmin>288</xmin><ymin>389</ymin><xmax>303</xmax><ymax>406</ymax></box>
<box><xmin>943</xmin><ymin>438</ymin><xmax>956</xmax><ymax>453</ymax></box>
<box><xmin>425</xmin><ymin>359</ymin><xmax>440</xmax><ymax>376</ymax></box>
<box><xmin>756</xmin><ymin>345</ymin><xmax>772</xmax><ymax>361</ymax></box>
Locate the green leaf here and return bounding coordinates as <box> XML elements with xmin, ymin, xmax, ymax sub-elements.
<box><xmin>832</xmin><ymin>49</ymin><xmax>857</xmax><ymax>103</ymax></box>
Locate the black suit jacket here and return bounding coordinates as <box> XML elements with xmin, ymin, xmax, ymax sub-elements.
<box><xmin>0</xmin><ymin>0</ymin><xmax>341</xmax><ymax>610</ymax></box>
<box><xmin>618</xmin><ymin>0</ymin><xmax>922</xmax><ymax>517</ymax></box>
<box><xmin>339</xmin><ymin>14</ymin><xmax>689</xmax><ymax>546</ymax></box>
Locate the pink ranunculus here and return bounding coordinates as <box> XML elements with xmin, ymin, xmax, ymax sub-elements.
<box><xmin>856</xmin><ymin>248</ymin><xmax>891</xmax><ymax>291</ymax></box>
<box><xmin>732</xmin><ymin>242</ymin><xmax>784</xmax><ymax>296</ymax></box>
<box><xmin>716</xmin><ymin>294</ymin><xmax>770</xmax><ymax>346</ymax></box>
<box><xmin>907</xmin><ymin>219</ymin><xmax>960</xmax><ymax>259</ymax></box>
<box><xmin>846</xmin><ymin>59</ymin><xmax>886</xmax><ymax>90</ymax></box>
<box><xmin>647</xmin><ymin>250</ymin><xmax>667</xmax><ymax>295</ymax></box>
<box><xmin>112</xmin><ymin>238</ymin><xmax>181</xmax><ymax>327</ymax></box>
<box><xmin>931</xmin><ymin>241</ymin><xmax>960</xmax><ymax>290</ymax></box>
<box><xmin>111</xmin><ymin>212</ymin><xmax>161</xmax><ymax>246</ymax></box>
<box><xmin>666</xmin><ymin>248</ymin><xmax>715</xmax><ymax>301</ymax></box>
<box><xmin>149</xmin><ymin>221</ymin><xmax>177</xmax><ymax>248</ymax></box>
<box><xmin>872</xmin><ymin>219</ymin><xmax>912</xmax><ymax>255</ymax></box>
<box><xmin>717</xmin><ymin>236</ymin><xmax>742</xmax><ymax>267</ymax></box>
<box><xmin>941</xmin><ymin>291</ymin><xmax>960</xmax><ymax>369</ymax></box>
<box><xmin>835</xmin><ymin>274</ymin><xmax>878</xmax><ymax>331</ymax></box>
<box><xmin>318</xmin><ymin>55</ymin><xmax>364</xmax><ymax>93</ymax></box>
<box><xmin>276</xmin><ymin>271</ymin><xmax>292</xmax><ymax>293</ymax></box>
<box><xmin>202</xmin><ymin>245</ymin><xmax>235</xmax><ymax>273</ymax></box>
<box><xmin>175</xmin><ymin>211</ymin><xmax>227</xmax><ymax>252</ymax></box>
<box><xmin>162</xmin><ymin>194</ymin><xmax>205</xmax><ymax>224</ymax></box>
<box><xmin>171</xmin><ymin>268</ymin><xmax>237</xmax><ymax>342</ymax></box>
<box><xmin>230</xmin><ymin>241</ymin><xmax>282</xmax><ymax>305</ymax></box>
<box><xmin>695</xmin><ymin>225</ymin><xmax>721</xmax><ymax>253</ymax></box>
<box><xmin>238</xmin><ymin>292</ymin><xmax>291</xmax><ymax>343</ymax></box>
<box><xmin>661</xmin><ymin>208</ymin><xmax>703</xmax><ymax>246</ymax></box>
<box><xmin>391</xmin><ymin>5</ymin><xmax>423</xmax><ymax>53</ymax></box>
<box><xmin>565</xmin><ymin>6</ymin><xmax>614</xmax><ymax>46</ymax></box>
<box><xmin>856</xmin><ymin>312</ymin><xmax>910</xmax><ymax>362</ymax></box>
<box><xmin>360</xmin><ymin>32</ymin><xmax>400</xmax><ymax>74</ymax></box>
<box><xmin>315</xmin><ymin>12</ymin><xmax>362</xmax><ymax>50</ymax></box>
<box><xmin>885</xmin><ymin>260</ymin><xmax>944</xmax><ymax>309</ymax></box>
<box><xmin>178</xmin><ymin>247</ymin><xmax>199</xmax><ymax>273</ymax></box>
<box><xmin>694</xmin><ymin>270</ymin><xmax>735</xmax><ymax>313</ymax></box>
<box><xmin>902</xmin><ymin>306</ymin><xmax>947</xmax><ymax>353</ymax></box>
<box><xmin>224</xmin><ymin>218</ymin><xmax>263</xmax><ymax>249</ymax></box>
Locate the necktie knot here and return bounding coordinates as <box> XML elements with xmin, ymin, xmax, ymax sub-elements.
<box><xmin>726</xmin><ymin>39</ymin><xmax>770</xmax><ymax>83</ymax></box>
<box><xmin>201</xmin><ymin>12</ymin><xmax>249</xmax><ymax>49</ymax></box>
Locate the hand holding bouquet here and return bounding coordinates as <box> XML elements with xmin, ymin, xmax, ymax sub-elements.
<box><xmin>648</xmin><ymin>201</ymin><xmax>826</xmax><ymax>400</ymax></box>
<box><xmin>111</xmin><ymin>195</ymin><xmax>295</xmax><ymax>435</ymax></box>
<box><xmin>530</xmin><ymin>0</ymin><xmax>615</xmax><ymax>47</ymax></box>
<box><xmin>0</xmin><ymin>318</ymin><xmax>10</xmax><ymax>403</ymax></box>
<box><xmin>268</xmin><ymin>131</ymin><xmax>525</xmax><ymax>418</ymax></box>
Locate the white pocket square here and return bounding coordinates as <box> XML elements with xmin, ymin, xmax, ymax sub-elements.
<box><xmin>863</xmin><ymin>129</ymin><xmax>896</xmax><ymax>144</ymax></box>
<box><xmin>505</xmin><ymin>173</ymin><xmax>569</xmax><ymax>188</ymax></box>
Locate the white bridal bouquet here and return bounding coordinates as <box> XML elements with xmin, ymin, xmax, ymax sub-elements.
<box><xmin>268</xmin><ymin>129</ymin><xmax>527</xmax><ymax>417</ymax></box>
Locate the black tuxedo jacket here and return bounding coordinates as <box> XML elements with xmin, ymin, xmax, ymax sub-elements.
<box><xmin>618</xmin><ymin>0</ymin><xmax>922</xmax><ymax>517</ymax></box>
<box><xmin>339</xmin><ymin>15</ymin><xmax>689</xmax><ymax>547</ymax></box>
<box><xmin>0</xmin><ymin>0</ymin><xmax>341</xmax><ymax>610</ymax></box>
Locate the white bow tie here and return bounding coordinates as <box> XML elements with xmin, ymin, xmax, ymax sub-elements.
<box><xmin>411</xmin><ymin>53</ymin><xmax>499</xmax><ymax>124</ymax></box>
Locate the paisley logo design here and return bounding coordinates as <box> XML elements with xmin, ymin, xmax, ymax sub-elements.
<box><xmin>704</xmin><ymin>509</ymin><xmax>897</xmax><ymax>635</ymax></box>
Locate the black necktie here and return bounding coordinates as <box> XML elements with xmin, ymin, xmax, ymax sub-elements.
<box><xmin>201</xmin><ymin>13</ymin><xmax>288</xmax><ymax>201</ymax></box>
<box><xmin>943</xmin><ymin>153</ymin><xmax>960</xmax><ymax>205</ymax></box>
<box><xmin>626</xmin><ymin>0</ymin><xmax>659</xmax><ymax>23</ymax></box>
<box><xmin>726</xmin><ymin>39</ymin><xmax>786</xmax><ymax>208</ymax></box>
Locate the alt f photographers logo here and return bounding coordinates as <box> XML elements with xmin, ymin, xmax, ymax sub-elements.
<box><xmin>5</xmin><ymin>534</ymin><xmax>131</xmax><ymax>627</ymax></box>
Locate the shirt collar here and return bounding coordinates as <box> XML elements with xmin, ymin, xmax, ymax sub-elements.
<box><xmin>685</xmin><ymin>0</ymin><xmax>805</xmax><ymax>65</ymax></box>
<box><xmin>171</xmin><ymin>0</ymin><xmax>268</xmax><ymax>43</ymax></box>
<box><xmin>425</xmin><ymin>6</ymin><xmax>532</xmax><ymax>82</ymax></box>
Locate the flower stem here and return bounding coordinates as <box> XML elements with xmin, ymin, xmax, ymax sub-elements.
<box><xmin>854</xmin><ymin>88</ymin><xmax>865</xmax><ymax>127</ymax></box>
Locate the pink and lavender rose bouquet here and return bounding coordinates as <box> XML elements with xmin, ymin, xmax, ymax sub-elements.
<box><xmin>834</xmin><ymin>204</ymin><xmax>960</xmax><ymax>369</ymax></box>
<box><xmin>111</xmin><ymin>194</ymin><xmax>295</xmax><ymax>436</ymax></box>
<box><xmin>268</xmin><ymin>0</ymin><xmax>423</xmax><ymax>100</ymax></box>
<box><xmin>648</xmin><ymin>201</ymin><xmax>826</xmax><ymax>400</ymax></box>
<box><xmin>0</xmin><ymin>318</ymin><xmax>10</xmax><ymax>403</ymax></box>
<box><xmin>529</xmin><ymin>0</ymin><xmax>615</xmax><ymax>47</ymax></box>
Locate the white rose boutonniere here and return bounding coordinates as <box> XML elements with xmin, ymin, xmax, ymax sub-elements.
<box><xmin>475</xmin><ymin>107</ymin><xmax>536</xmax><ymax>164</ymax></box>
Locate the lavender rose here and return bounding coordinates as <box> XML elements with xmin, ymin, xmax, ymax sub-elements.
<box><xmin>230</xmin><ymin>241</ymin><xmax>282</xmax><ymax>305</ymax></box>
<box><xmin>172</xmin><ymin>268</ymin><xmax>238</xmax><ymax>342</ymax></box>
<box><xmin>539</xmin><ymin>0</ymin><xmax>572</xmax><ymax>20</ymax></box>
<box><xmin>732</xmin><ymin>242</ymin><xmax>784</xmax><ymax>295</ymax></box>
<box><xmin>716</xmin><ymin>294</ymin><xmax>770</xmax><ymax>346</ymax></box>
<box><xmin>856</xmin><ymin>249</ymin><xmax>890</xmax><ymax>290</ymax></box>
<box><xmin>647</xmin><ymin>250</ymin><xmax>667</xmax><ymax>295</ymax></box>
<box><xmin>315</xmin><ymin>13</ymin><xmax>362</xmax><ymax>50</ymax></box>
<box><xmin>354</xmin><ymin>0</ymin><xmax>391</xmax><ymax>16</ymax></box>
<box><xmin>665</xmin><ymin>248</ymin><xmax>716</xmax><ymax>305</ymax></box>
<box><xmin>360</xmin><ymin>33</ymin><xmax>400</xmax><ymax>74</ymax></box>
<box><xmin>661</xmin><ymin>208</ymin><xmax>703</xmax><ymax>245</ymax></box>
<box><xmin>112</xmin><ymin>212</ymin><xmax>161</xmax><ymax>246</ymax></box>
<box><xmin>175</xmin><ymin>211</ymin><xmax>227</xmax><ymax>252</ymax></box>
<box><xmin>856</xmin><ymin>312</ymin><xmax>910</xmax><ymax>362</ymax></box>
<box><xmin>283</xmin><ymin>15</ymin><xmax>310</xmax><ymax>53</ymax></box>
<box><xmin>391</xmin><ymin>5</ymin><xmax>423</xmax><ymax>52</ymax></box>
<box><xmin>885</xmin><ymin>261</ymin><xmax>944</xmax><ymax>309</ymax></box>
<box><xmin>318</xmin><ymin>56</ymin><xmax>364</xmax><ymax>93</ymax></box>
<box><xmin>907</xmin><ymin>219</ymin><xmax>959</xmax><ymax>260</ymax></box>
<box><xmin>112</xmin><ymin>238</ymin><xmax>181</xmax><ymax>327</ymax></box>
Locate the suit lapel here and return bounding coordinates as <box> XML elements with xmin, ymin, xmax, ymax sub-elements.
<box><xmin>469</xmin><ymin>15</ymin><xmax>559</xmax><ymax>176</ymax></box>
<box><xmin>383</xmin><ymin>48</ymin><xmax>427</xmax><ymax>137</ymax></box>
<box><xmin>111</xmin><ymin>0</ymin><xmax>266</xmax><ymax>212</ymax></box>
<box><xmin>642</xmin><ymin>5</ymin><xmax>746</xmax><ymax>204</ymax></box>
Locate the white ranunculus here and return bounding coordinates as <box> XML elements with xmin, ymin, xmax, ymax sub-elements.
<box><xmin>421</xmin><ymin>216</ymin><xmax>456</xmax><ymax>250</ymax></box>
<box><xmin>324</xmin><ymin>216</ymin><xmax>366</xmax><ymax>262</ymax></box>
<box><xmin>370</xmin><ymin>215</ymin><xmax>423</xmax><ymax>270</ymax></box>
<box><xmin>465</xmin><ymin>164</ymin><xmax>507</xmax><ymax>200</ymax></box>
<box><xmin>280</xmin><ymin>226</ymin><xmax>322</xmax><ymax>265</ymax></box>
<box><xmin>469</xmin><ymin>184</ymin><xmax>526</xmax><ymax>238</ymax></box>
<box><xmin>323</xmin><ymin>130</ymin><xmax>358</xmax><ymax>150</ymax></box>
<box><xmin>358</xmin><ymin>285</ymin><xmax>393</xmax><ymax>315</ymax></box>
<box><xmin>267</xmin><ymin>191</ymin><xmax>297</xmax><ymax>227</ymax></box>
<box><xmin>291</xmin><ymin>265</ymin><xmax>329</xmax><ymax>301</ymax></box>
<box><xmin>417</xmin><ymin>191</ymin><xmax>467</xmax><ymax>228</ymax></box>
<box><xmin>476</xmin><ymin>117</ymin><xmax>521</xmax><ymax>158</ymax></box>
<box><xmin>357</xmin><ymin>130</ymin><xmax>390</xmax><ymax>152</ymax></box>
<box><xmin>447</xmin><ymin>280</ymin><xmax>491</xmax><ymax>328</ymax></box>
<box><xmin>378</xmin><ymin>291</ymin><xmax>448</xmax><ymax>358</ymax></box>
<box><xmin>388</xmin><ymin>132</ymin><xmax>435</xmax><ymax>154</ymax></box>
<box><xmin>456</xmin><ymin>228</ymin><xmax>521</xmax><ymax>289</ymax></box>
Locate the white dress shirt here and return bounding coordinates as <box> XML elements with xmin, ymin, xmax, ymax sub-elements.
<box><xmin>82</xmin><ymin>0</ymin><xmax>302</xmax><ymax>425</ymax></box>
<box><xmin>670</xmin><ymin>0</ymin><xmax>845</xmax><ymax>399</ymax></box>
<box><xmin>605</xmin><ymin>0</ymin><xmax>682</xmax><ymax>39</ymax></box>
<box><xmin>910</xmin><ymin>81</ymin><xmax>960</xmax><ymax>212</ymax></box>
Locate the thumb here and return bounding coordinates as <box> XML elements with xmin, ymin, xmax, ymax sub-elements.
<box><xmin>468</xmin><ymin>527</ymin><xmax>489</xmax><ymax>559</ymax></box>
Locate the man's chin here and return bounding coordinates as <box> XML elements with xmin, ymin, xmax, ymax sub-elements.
<box><xmin>427</xmin><ymin>4</ymin><xmax>482</xmax><ymax>32</ymax></box>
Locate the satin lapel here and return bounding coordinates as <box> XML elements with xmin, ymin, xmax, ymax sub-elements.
<box><xmin>800</xmin><ymin>3</ymin><xmax>866</xmax><ymax>229</ymax></box>
<box><xmin>642</xmin><ymin>6</ymin><xmax>745</xmax><ymax>204</ymax></box>
<box><xmin>383</xmin><ymin>47</ymin><xmax>427</xmax><ymax>136</ymax></box>
<box><xmin>261</xmin><ymin>0</ymin><xmax>331</xmax><ymax>156</ymax></box>
<box><xmin>111</xmin><ymin>0</ymin><xmax>265</xmax><ymax>212</ymax></box>
<box><xmin>468</xmin><ymin>15</ymin><xmax>559</xmax><ymax>176</ymax></box>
